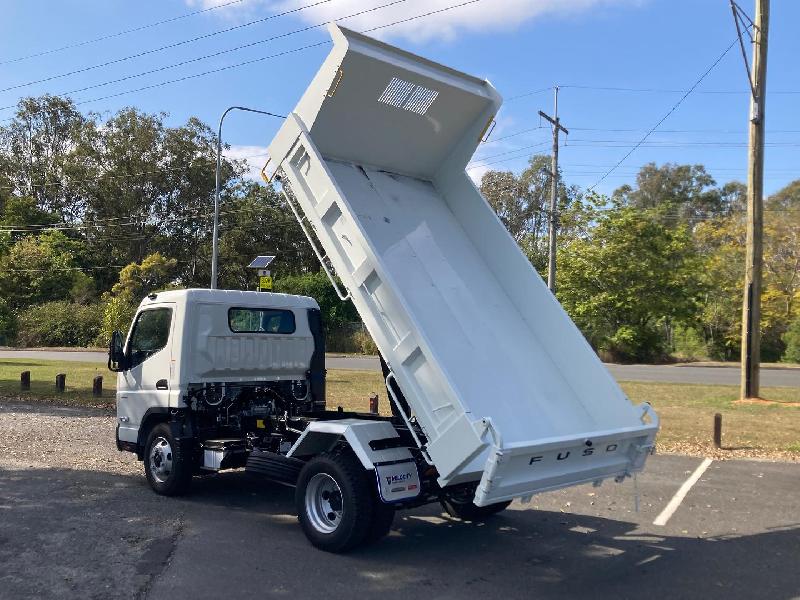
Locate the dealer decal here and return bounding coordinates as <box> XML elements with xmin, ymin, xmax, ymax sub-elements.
<box><xmin>375</xmin><ymin>460</ymin><xmax>421</xmax><ymax>503</ymax></box>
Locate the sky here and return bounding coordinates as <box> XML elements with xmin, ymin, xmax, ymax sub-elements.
<box><xmin>1</xmin><ymin>0</ymin><xmax>798</xmax><ymax>197</ymax></box>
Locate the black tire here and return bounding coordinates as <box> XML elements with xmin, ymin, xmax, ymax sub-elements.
<box><xmin>441</xmin><ymin>496</ymin><xmax>512</xmax><ymax>522</ymax></box>
<box><xmin>143</xmin><ymin>423</ymin><xmax>192</xmax><ymax>496</ymax></box>
<box><xmin>364</xmin><ymin>499</ymin><xmax>395</xmax><ymax>544</ymax></box>
<box><xmin>295</xmin><ymin>452</ymin><xmax>374</xmax><ymax>552</ymax></box>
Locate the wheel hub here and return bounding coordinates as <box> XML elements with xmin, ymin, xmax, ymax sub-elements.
<box><xmin>305</xmin><ymin>473</ymin><xmax>344</xmax><ymax>534</ymax></box>
<box><xmin>149</xmin><ymin>437</ymin><xmax>173</xmax><ymax>483</ymax></box>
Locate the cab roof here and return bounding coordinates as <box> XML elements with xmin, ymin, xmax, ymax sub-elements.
<box><xmin>138</xmin><ymin>288</ymin><xmax>319</xmax><ymax>310</ymax></box>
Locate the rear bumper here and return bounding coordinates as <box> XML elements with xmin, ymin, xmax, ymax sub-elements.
<box><xmin>473</xmin><ymin>403</ymin><xmax>658</xmax><ymax>506</ymax></box>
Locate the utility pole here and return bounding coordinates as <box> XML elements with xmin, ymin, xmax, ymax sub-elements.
<box><xmin>539</xmin><ymin>86</ymin><xmax>568</xmax><ymax>293</ymax></box>
<box><xmin>731</xmin><ymin>0</ymin><xmax>769</xmax><ymax>399</ymax></box>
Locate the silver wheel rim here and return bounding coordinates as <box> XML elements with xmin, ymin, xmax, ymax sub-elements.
<box><xmin>305</xmin><ymin>473</ymin><xmax>344</xmax><ymax>534</ymax></box>
<box><xmin>149</xmin><ymin>436</ymin><xmax>173</xmax><ymax>484</ymax></box>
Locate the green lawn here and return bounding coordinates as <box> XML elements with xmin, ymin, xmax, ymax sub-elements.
<box><xmin>1</xmin><ymin>359</ymin><xmax>797</xmax><ymax>459</ymax></box>
<box><xmin>0</xmin><ymin>359</ymin><xmax>115</xmax><ymax>407</ymax></box>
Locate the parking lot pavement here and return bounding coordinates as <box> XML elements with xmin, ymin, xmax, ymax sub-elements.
<box><xmin>0</xmin><ymin>405</ymin><xmax>798</xmax><ymax>600</ymax></box>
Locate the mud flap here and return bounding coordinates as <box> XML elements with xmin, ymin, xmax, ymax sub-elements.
<box><xmin>374</xmin><ymin>459</ymin><xmax>421</xmax><ymax>503</ymax></box>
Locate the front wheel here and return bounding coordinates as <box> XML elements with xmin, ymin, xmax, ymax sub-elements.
<box><xmin>295</xmin><ymin>452</ymin><xmax>375</xmax><ymax>553</ymax></box>
<box><xmin>143</xmin><ymin>423</ymin><xmax>192</xmax><ymax>496</ymax></box>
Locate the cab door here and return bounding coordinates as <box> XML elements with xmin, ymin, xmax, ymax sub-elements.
<box><xmin>116</xmin><ymin>304</ymin><xmax>176</xmax><ymax>444</ymax></box>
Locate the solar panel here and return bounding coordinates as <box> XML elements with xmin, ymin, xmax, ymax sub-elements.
<box><xmin>247</xmin><ymin>255</ymin><xmax>275</xmax><ymax>269</ymax></box>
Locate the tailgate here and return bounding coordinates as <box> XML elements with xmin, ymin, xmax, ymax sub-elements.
<box><xmin>473</xmin><ymin>404</ymin><xmax>658</xmax><ymax>507</ymax></box>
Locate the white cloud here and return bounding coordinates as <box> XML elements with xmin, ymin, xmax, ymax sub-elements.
<box><xmin>223</xmin><ymin>144</ymin><xmax>270</xmax><ymax>181</ymax></box>
<box><xmin>186</xmin><ymin>0</ymin><xmax>642</xmax><ymax>42</ymax></box>
<box><xmin>467</xmin><ymin>163</ymin><xmax>489</xmax><ymax>184</ymax></box>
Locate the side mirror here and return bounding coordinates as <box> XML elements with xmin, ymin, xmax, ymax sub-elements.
<box><xmin>108</xmin><ymin>330</ymin><xmax>126</xmax><ymax>372</ymax></box>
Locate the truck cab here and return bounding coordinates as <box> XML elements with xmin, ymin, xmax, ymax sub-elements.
<box><xmin>112</xmin><ymin>289</ymin><xmax>324</xmax><ymax>453</ymax></box>
<box><xmin>110</xmin><ymin>288</ymin><xmax>433</xmax><ymax>552</ymax></box>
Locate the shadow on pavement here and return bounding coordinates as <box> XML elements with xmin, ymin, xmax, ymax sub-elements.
<box><xmin>1</xmin><ymin>466</ymin><xmax>798</xmax><ymax>600</ymax></box>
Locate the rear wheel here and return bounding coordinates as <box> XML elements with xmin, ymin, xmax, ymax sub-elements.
<box><xmin>365</xmin><ymin>499</ymin><xmax>395</xmax><ymax>544</ymax></box>
<box><xmin>441</xmin><ymin>490</ymin><xmax>511</xmax><ymax>522</ymax></box>
<box><xmin>144</xmin><ymin>423</ymin><xmax>192</xmax><ymax>496</ymax></box>
<box><xmin>296</xmin><ymin>452</ymin><xmax>374</xmax><ymax>552</ymax></box>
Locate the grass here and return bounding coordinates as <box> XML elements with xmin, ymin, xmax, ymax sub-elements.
<box><xmin>0</xmin><ymin>359</ymin><xmax>115</xmax><ymax>406</ymax></box>
<box><xmin>0</xmin><ymin>359</ymin><xmax>797</xmax><ymax>459</ymax></box>
<box><xmin>621</xmin><ymin>381</ymin><xmax>800</xmax><ymax>458</ymax></box>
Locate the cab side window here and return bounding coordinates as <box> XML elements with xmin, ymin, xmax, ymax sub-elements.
<box><xmin>127</xmin><ymin>308</ymin><xmax>172</xmax><ymax>369</ymax></box>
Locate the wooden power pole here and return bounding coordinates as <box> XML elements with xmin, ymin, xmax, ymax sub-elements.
<box><xmin>539</xmin><ymin>86</ymin><xmax>568</xmax><ymax>293</ymax></box>
<box><xmin>733</xmin><ymin>0</ymin><xmax>769</xmax><ymax>399</ymax></box>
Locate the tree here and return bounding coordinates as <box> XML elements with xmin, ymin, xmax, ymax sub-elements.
<box><xmin>480</xmin><ymin>154</ymin><xmax>580</xmax><ymax>272</ymax></box>
<box><xmin>0</xmin><ymin>95</ymin><xmax>91</xmax><ymax>221</ymax></box>
<box><xmin>74</xmin><ymin>108</ymin><xmax>240</xmax><ymax>290</ymax></box>
<box><xmin>693</xmin><ymin>213</ymin><xmax>746</xmax><ymax>359</ymax></box>
<box><xmin>783</xmin><ymin>317</ymin><xmax>800</xmax><ymax>363</ymax></box>
<box><xmin>0</xmin><ymin>231</ymin><xmax>85</xmax><ymax>308</ymax></box>
<box><xmin>693</xmin><ymin>179</ymin><xmax>800</xmax><ymax>360</ymax></box>
<box><xmin>0</xmin><ymin>297</ymin><xmax>16</xmax><ymax>344</ymax></box>
<box><xmin>98</xmin><ymin>252</ymin><xmax>178</xmax><ymax>341</ymax></box>
<box><xmin>217</xmin><ymin>182</ymin><xmax>317</xmax><ymax>291</ymax></box>
<box><xmin>613</xmin><ymin>163</ymin><xmax>727</xmax><ymax>225</ymax></box>
<box><xmin>0</xmin><ymin>196</ymin><xmax>57</xmax><ymax>235</ymax></box>
<box><xmin>557</xmin><ymin>203</ymin><xmax>700</xmax><ymax>361</ymax></box>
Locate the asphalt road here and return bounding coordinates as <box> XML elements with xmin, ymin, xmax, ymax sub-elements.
<box><xmin>1</xmin><ymin>402</ymin><xmax>798</xmax><ymax>600</ymax></box>
<box><xmin>2</xmin><ymin>349</ymin><xmax>799</xmax><ymax>387</ymax></box>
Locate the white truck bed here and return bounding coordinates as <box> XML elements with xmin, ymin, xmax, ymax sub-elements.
<box><xmin>266</xmin><ymin>24</ymin><xmax>657</xmax><ymax>506</ymax></box>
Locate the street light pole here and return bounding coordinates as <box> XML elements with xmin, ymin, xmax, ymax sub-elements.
<box><xmin>211</xmin><ymin>106</ymin><xmax>285</xmax><ymax>289</ymax></box>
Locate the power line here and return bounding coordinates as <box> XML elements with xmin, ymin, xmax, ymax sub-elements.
<box><xmin>3</xmin><ymin>0</ymin><xmax>482</xmax><ymax>116</ymax></box>
<box><xmin>566</xmin><ymin>141</ymin><xmax>800</xmax><ymax>147</ymax></box>
<box><xmin>0</xmin><ymin>0</ymin><xmax>335</xmax><ymax>95</ymax></box>
<box><xmin>471</xmin><ymin>141</ymin><xmax>550</xmax><ymax>163</ymax></box>
<box><xmin>0</xmin><ymin>0</ymin><xmax>253</xmax><ymax>67</ymax></box>
<box><xmin>587</xmin><ymin>34</ymin><xmax>748</xmax><ymax>191</ymax></box>
<box><xmin>0</xmin><ymin>0</ymin><xmax>408</xmax><ymax>114</ymax></box>
<box><xmin>559</xmin><ymin>84</ymin><xmax>800</xmax><ymax>95</ymax></box>
<box><xmin>479</xmin><ymin>123</ymin><xmax>800</xmax><ymax>147</ymax></box>
<box><xmin>480</xmin><ymin>126</ymin><xmax>545</xmax><ymax>145</ymax></box>
<box><xmin>504</xmin><ymin>87</ymin><xmax>553</xmax><ymax>101</ymax></box>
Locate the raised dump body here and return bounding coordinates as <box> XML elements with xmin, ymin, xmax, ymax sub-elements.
<box><xmin>266</xmin><ymin>24</ymin><xmax>658</xmax><ymax>506</ymax></box>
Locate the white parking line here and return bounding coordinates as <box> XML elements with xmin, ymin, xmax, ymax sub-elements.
<box><xmin>653</xmin><ymin>457</ymin><xmax>713</xmax><ymax>527</ymax></box>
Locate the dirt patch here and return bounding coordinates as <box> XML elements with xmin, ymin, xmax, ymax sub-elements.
<box><xmin>656</xmin><ymin>440</ymin><xmax>800</xmax><ymax>462</ymax></box>
<box><xmin>734</xmin><ymin>398</ymin><xmax>800</xmax><ymax>407</ymax></box>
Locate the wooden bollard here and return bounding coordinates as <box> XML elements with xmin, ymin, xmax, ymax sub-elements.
<box><xmin>92</xmin><ymin>375</ymin><xmax>103</xmax><ymax>397</ymax></box>
<box><xmin>21</xmin><ymin>371</ymin><xmax>30</xmax><ymax>390</ymax></box>
<box><xmin>55</xmin><ymin>373</ymin><xmax>66</xmax><ymax>392</ymax></box>
<box><xmin>713</xmin><ymin>413</ymin><xmax>722</xmax><ymax>448</ymax></box>
<box><xmin>369</xmin><ymin>393</ymin><xmax>379</xmax><ymax>414</ymax></box>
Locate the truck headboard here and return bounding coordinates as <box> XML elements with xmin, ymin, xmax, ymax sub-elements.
<box><xmin>267</xmin><ymin>23</ymin><xmax>502</xmax><ymax>180</ymax></box>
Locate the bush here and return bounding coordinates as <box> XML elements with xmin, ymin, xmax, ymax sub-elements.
<box><xmin>603</xmin><ymin>324</ymin><xmax>667</xmax><ymax>363</ymax></box>
<box><xmin>16</xmin><ymin>301</ymin><xmax>102</xmax><ymax>347</ymax></box>
<box><xmin>672</xmin><ymin>325</ymin><xmax>708</xmax><ymax>361</ymax></box>
<box><xmin>782</xmin><ymin>317</ymin><xmax>800</xmax><ymax>363</ymax></box>
<box><xmin>97</xmin><ymin>293</ymin><xmax>138</xmax><ymax>345</ymax></box>
<box><xmin>353</xmin><ymin>328</ymin><xmax>378</xmax><ymax>355</ymax></box>
<box><xmin>0</xmin><ymin>297</ymin><xmax>17</xmax><ymax>345</ymax></box>
<box><xmin>274</xmin><ymin>271</ymin><xmax>360</xmax><ymax>329</ymax></box>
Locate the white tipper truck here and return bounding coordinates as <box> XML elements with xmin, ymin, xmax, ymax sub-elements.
<box><xmin>110</xmin><ymin>24</ymin><xmax>658</xmax><ymax>553</ymax></box>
